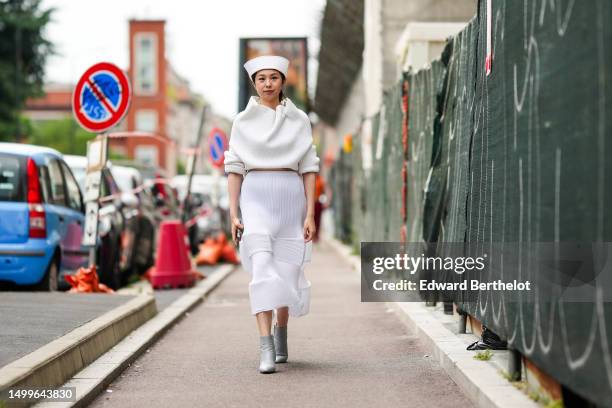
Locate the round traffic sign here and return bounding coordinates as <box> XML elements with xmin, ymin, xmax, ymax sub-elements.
<box><xmin>209</xmin><ymin>128</ymin><xmax>228</xmax><ymax>168</ymax></box>
<box><xmin>72</xmin><ymin>62</ymin><xmax>131</xmax><ymax>133</ymax></box>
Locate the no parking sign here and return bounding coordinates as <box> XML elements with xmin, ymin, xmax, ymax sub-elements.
<box><xmin>209</xmin><ymin>127</ymin><xmax>228</xmax><ymax>168</ymax></box>
<box><xmin>72</xmin><ymin>62</ymin><xmax>131</xmax><ymax>133</ymax></box>
<box><xmin>72</xmin><ymin>62</ymin><xmax>131</xmax><ymax>253</ymax></box>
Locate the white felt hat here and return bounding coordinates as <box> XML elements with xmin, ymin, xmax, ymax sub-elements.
<box><xmin>244</xmin><ymin>55</ymin><xmax>289</xmax><ymax>80</ymax></box>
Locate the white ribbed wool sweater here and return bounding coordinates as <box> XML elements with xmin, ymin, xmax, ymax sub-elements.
<box><xmin>224</xmin><ymin>96</ymin><xmax>320</xmax><ymax>176</ymax></box>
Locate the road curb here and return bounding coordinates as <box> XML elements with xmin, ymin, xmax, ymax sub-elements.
<box><xmin>0</xmin><ymin>294</ymin><xmax>157</xmax><ymax>406</ymax></box>
<box><xmin>34</xmin><ymin>264</ymin><xmax>236</xmax><ymax>408</ymax></box>
<box><xmin>323</xmin><ymin>236</ymin><xmax>538</xmax><ymax>408</ymax></box>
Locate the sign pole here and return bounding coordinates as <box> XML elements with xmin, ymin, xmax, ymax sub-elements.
<box><xmin>83</xmin><ymin>134</ymin><xmax>108</xmax><ymax>267</ymax></box>
<box><xmin>182</xmin><ymin>105</ymin><xmax>208</xmax><ymax>223</ymax></box>
<box><xmin>72</xmin><ymin>61</ymin><xmax>131</xmax><ymax>270</ymax></box>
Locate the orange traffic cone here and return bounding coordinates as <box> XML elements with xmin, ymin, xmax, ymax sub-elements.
<box><xmin>147</xmin><ymin>220</ymin><xmax>200</xmax><ymax>289</ymax></box>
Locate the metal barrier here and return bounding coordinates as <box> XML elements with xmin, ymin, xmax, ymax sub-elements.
<box><xmin>329</xmin><ymin>0</ymin><xmax>612</xmax><ymax>404</ymax></box>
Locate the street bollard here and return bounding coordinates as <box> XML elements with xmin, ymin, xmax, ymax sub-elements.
<box><xmin>508</xmin><ymin>347</ymin><xmax>522</xmax><ymax>381</ymax></box>
<box><xmin>457</xmin><ymin>309</ymin><xmax>467</xmax><ymax>334</ymax></box>
<box><xmin>443</xmin><ymin>301</ymin><xmax>454</xmax><ymax>315</ymax></box>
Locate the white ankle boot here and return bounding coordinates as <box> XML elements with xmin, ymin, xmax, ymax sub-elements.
<box><xmin>274</xmin><ymin>325</ymin><xmax>288</xmax><ymax>363</ymax></box>
<box><xmin>259</xmin><ymin>335</ymin><xmax>276</xmax><ymax>373</ymax></box>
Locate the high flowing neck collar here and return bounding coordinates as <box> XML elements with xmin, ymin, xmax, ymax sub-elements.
<box><xmin>230</xmin><ymin>93</ymin><xmax>313</xmax><ymax>169</ymax></box>
<box><xmin>244</xmin><ymin>96</ymin><xmax>301</xmax><ymax>120</ymax></box>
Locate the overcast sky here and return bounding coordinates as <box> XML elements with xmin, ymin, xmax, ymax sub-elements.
<box><xmin>41</xmin><ymin>0</ymin><xmax>327</xmax><ymax>119</ymax></box>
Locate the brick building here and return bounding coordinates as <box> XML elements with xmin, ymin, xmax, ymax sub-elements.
<box><xmin>25</xmin><ymin>19</ymin><xmax>223</xmax><ymax>176</ymax></box>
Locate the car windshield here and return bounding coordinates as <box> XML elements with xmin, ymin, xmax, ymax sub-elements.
<box><xmin>70</xmin><ymin>167</ymin><xmax>86</xmax><ymax>191</ymax></box>
<box><xmin>0</xmin><ymin>154</ymin><xmax>25</xmax><ymax>202</ymax></box>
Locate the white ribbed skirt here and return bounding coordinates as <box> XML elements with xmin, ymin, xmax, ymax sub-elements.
<box><xmin>238</xmin><ymin>171</ymin><xmax>312</xmax><ymax>317</ymax></box>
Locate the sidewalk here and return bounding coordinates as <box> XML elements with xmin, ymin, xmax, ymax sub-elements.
<box><xmin>88</xmin><ymin>240</ymin><xmax>473</xmax><ymax>407</ymax></box>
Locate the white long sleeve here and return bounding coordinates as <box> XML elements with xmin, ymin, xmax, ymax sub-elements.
<box><xmin>223</xmin><ymin>145</ymin><xmax>246</xmax><ymax>176</ymax></box>
<box><xmin>298</xmin><ymin>145</ymin><xmax>320</xmax><ymax>174</ymax></box>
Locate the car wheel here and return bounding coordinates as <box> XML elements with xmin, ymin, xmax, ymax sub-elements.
<box><xmin>188</xmin><ymin>225</ymin><xmax>199</xmax><ymax>256</ymax></box>
<box><xmin>98</xmin><ymin>238</ymin><xmax>122</xmax><ymax>290</ymax></box>
<box><xmin>143</xmin><ymin>224</ymin><xmax>155</xmax><ymax>272</ymax></box>
<box><xmin>135</xmin><ymin>235</ymin><xmax>152</xmax><ymax>273</ymax></box>
<box><xmin>145</xmin><ymin>230</ymin><xmax>155</xmax><ymax>271</ymax></box>
<box><xmin>137</xmin><ymin>220</ymin><xmax>155</xmax><ymax>274</ymax></box>
<box><xmin>108</xmin><ymin>241</ymin><xmax>122</xmax><ymax>290</ymax></box>
<box><xmin>34</xmin><ymin>258</ymin><xmax>59</xmax><ymax>292</ymax></box>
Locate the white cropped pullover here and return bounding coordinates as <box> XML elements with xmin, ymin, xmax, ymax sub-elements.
<box><xmin>223</xmin><ymin>96</ymin><xmax>320</xmax><ymax>176</ymax></box>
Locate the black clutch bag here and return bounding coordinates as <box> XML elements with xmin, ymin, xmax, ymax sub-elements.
<box><xmin>236</xmin><ymin>223</ymin><xmax>244</xmax><ymax>249</ymax></box>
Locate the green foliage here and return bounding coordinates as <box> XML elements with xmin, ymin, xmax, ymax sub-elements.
<box><xmin>500</xmin><ymin>369</ymin><xmax>521</xmax><ymax>382</ymax></box>
<box><xmin>108</xmin><ymin>150</ymin><xmax>128</xmax><ymax>161</ymax></box>
<box><xmin>0</xmin><ymin>0</ymin><xmax>54</xmax><ymax>141</ymax></box>
<box><xmin>26</xmin><ymin>118</ymin><xmax>93</xmax><ymax>155</ymax></box>
<box><xmin>0</xmin><ymin>114</ymin><xmax>32</xmax><ymax>138</ymax></box>
<box><xmin>504</xmin><ymin>374</ymin><xmax>559</xmax><ymax>405</ymax></box>
<box><xmin>176</xmin><ymin>160</ymin><xmax>186</xmax><ymax>175</ymax></box>
<box><xmin>473</xmin><ymin>349</ymin><xmax>493</xmax><ymax>361</ymax></box>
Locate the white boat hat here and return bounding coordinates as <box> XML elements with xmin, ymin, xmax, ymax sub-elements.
<box><xmin>244</xmin><ymin>55</ymin><xmax>289</xmax><ymax>80</ymax></box>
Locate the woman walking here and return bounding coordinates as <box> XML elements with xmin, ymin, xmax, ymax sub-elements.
<box><xmin>224</xmin><ymin>55</ymin><xmax>319</xmax><ymax>374</ymax></box>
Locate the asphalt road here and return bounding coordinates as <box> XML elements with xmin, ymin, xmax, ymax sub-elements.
<box><xmin>90</xmin><ymin>241</ymin><xmax>474</xmax><ymax>408</ymax></box>
<box><xmin>0</xmin><ymin>292</ymin><xmax>136</xmax><ymax>367</ymax></box>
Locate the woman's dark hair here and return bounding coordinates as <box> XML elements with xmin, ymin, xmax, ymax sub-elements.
<box><xmin>251</xmin><ymin>71</ymin><xmax>286</xmax><ymax>102</ymax></box>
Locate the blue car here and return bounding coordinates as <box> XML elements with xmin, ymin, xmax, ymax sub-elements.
<box><xmin>0</xmin><ymin>143</ymin><xmax>89</xmax><ymax>290</ymax></box>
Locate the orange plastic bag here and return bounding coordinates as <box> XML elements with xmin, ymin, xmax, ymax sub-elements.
<box><xmin>195</xmin><ymin>238</ymin><xmax>223</xmax><ymax>265</ymax></box>
<box><xmin>220</xmin><ymin>242</ymin><xmax>240</xmax><ymax>264</ymax></box>
<box><xmin>64</xmin><ymin>265</ymin><xmax>114</xmax><ymax>293</ymax></box>
<box><xmin>217</xmin><ymin>232</ymin><xmax>229</xmax><ymax>245</ymax></box>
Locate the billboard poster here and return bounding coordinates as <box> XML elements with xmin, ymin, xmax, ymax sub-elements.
<box><xmin>238</xmin><ymin>37</ymin><xmax>309</xmax><ymax>113</ymax></box>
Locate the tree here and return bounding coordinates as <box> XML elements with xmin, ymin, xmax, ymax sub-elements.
<box><xmin>0</xmin><ymin>0</ymin><xmax>54</xmax><ymax>141</ymax></box>
<box><xmin>27</xmin><ymin>118</ymin><xmax>90</xmax><ymax>155</ymax></box>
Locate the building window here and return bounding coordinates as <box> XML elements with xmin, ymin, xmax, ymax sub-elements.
<box><xmin>134</xmin><ymin>33</ymin><xmax>158</xmax><ymax>95</ymax></box>
<box><xmin>135</xmin><ymin>145</ymin><xmax>159</xmax><ymax>167</ymax></box>
<box><xmin>135</xmin><ymin>110</ymin><xmax>158</xmax><ymax>132</ymax></box>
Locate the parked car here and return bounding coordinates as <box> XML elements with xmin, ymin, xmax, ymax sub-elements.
<box><xmin>172</xmin><ymin>175</ymin><xmax>226</xmax><ymax>254</ymax></box>
<box><xmin>148</xmin><ymin>175</ymin><xmax>181</xmax><ymax>221</ymax></box>
<box><xmin>109</xmin><ymin>164</ymin><xmax>157</xmax><ymax>274</ymax></box>
<box><xmin>102</xmin><ymin>160</ymin><xmax>180</xmax><ymax>221</ymax></box>
<box><xmin>64</xmin><ymin>155</ymin><xmax>126</xmax><ymax>289</ymax></box>
<box><xmin>185</xmin><ymin>191</ymin><xmax>219</xmax><ymax>255</ymax></box>
<box><xmin>0</xmin><ymin>144</ymin><xmax>89</xmax><ymax>290</ymax></box>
